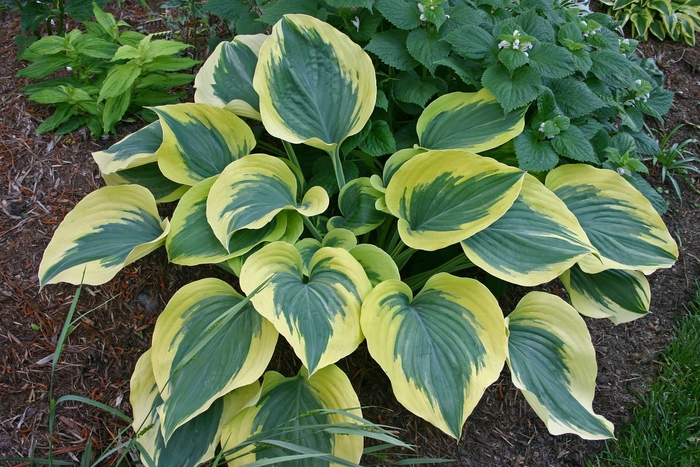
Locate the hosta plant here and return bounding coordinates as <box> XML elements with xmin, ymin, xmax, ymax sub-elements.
<box><xmin>39</xmin><ymin>12</ymin><xmax>678</xmax><ymax>466</ymax></box>
<box><xmin>18</xmin><ymin>3</ymin><xmax>199</xmax><ymax>137</ymax></box>
<box><xmin>601</xmin><ymin>0</ymin><xmax>700</xmax><ymax>45</ymax></box>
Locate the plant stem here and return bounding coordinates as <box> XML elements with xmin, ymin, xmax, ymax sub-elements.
<box><xmin>302</xmin><ymin>216</ymin><xmax>323</xmax><ymax>242</ymax></box>
<box><xmin>329</xmin><ymin>145</ymin><xmax>346</xmax><ymax>190</ymax></box>
<box><xmin>394</xmin><ymin>247</ymin><xmax>416</xmax><ymax>270</ymax></box>
<box><xmin>257</xmin><ymin>140</ymin><xmax>287</xmax><ymax>158</ymax></box>
<box><xmin>403</xmin><ymin>255</ymin><xmax>475</xmax><ymax>291</ymax></box>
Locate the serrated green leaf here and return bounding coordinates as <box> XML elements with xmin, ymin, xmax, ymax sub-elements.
<box><xmin>551</xmin><ymin>126</ymin><xmax>597</xmax><ymax>163</ymax></box>
<box><xmin>259</xmin><ymin>0</ymin><xmax>320</xmax><ymax>25</ymax></box>
<box><xmin>528</xmin><ymin>43</ymin><xmax>576</xmax><ymax>79</ymax></box>
<box><xmin>202</xmin><ymin>0</ymin><xmax>251</xmax><ymax>21</ymax></box>
<box><xmin>547</xmin><ymin>78</ymin><xmax>605</xmax><ymax>119</ymax></box>
<box><xmin>443</xmin><ymin>25</ymin><xmax>498</xmax><ymax>62</ymax></box>
<box><xmin>393</xmin><ymin>70</ymin><xmax>441</xmax><ymax>107</ymax></box>
<box><xmin>498</xmin><ymin>48</ymin><xmax>529</xmax><ymax>73</ymax></box>
<box><xmin>358</xmin><ymin>120</ymin><xmax>396</xmax><ymax>156</ymax></box>
<box><xmin>365</xmin><ymin>30</ymin><xmax>419</xmax><ymax>71</ymax></box>
<box><xmin>406</xmin><ymin>28</ymin><xmax>451</xmax><ymax>73</ymax></box>
<box><xmin>376</xmin><ymin>0</ymin><xmax>422</xmax><ymax>29</ymax></box>
<box><xmin>482</xmin><ymin>64</ymin><xmax>541</xmax><ymax>113</ymax></box>
<box><xmin>514</xmin><ymin>130</ymin><xmax>559</xmax><ymax>172</ymax></box>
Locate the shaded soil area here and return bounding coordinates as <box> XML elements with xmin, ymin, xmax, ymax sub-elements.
<box><xmin>1</xmin><ymin>5</ymin><xmax>699</xmax><ymax>467</ymax></box>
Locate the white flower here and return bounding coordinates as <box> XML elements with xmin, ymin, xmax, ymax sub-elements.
<box><xmin>538</xmin><ymin>122</ymin><xmax>546</xmax><ymax>133</ymax></box>
<box><xmin>498</xmin><ymin>40</ymin><xmax>511</xmax><ymax>49</ymax></box>
<box><xmin>635</xmin><ymin>79</ymin><xmax>642</xmax><ymax>85</ymax></box>
<box><xmin>351</xmin><ymin>16</ymin><xmax>360</xmax><ymax>31</ymax></box>
<box><xmin>66</xmin><ymin>66</ymin><xmax>72</xmax><ymax>71</ymax></box>
<box><xmin>513</xmin><ymin>43</ymin><xmax>520</xmax><ymax>50</ymax></box>
<box><xmin>513</xmin><ymin>30</ymin><xmax>520</xmax><ymax>35</ymax></box>
<box><xmin>513</xmin><ymin>39</ymin><xmax>520</xmax><ymax>46</ymax></box>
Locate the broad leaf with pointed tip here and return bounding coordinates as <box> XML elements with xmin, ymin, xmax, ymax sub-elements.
<box><xmin>166</xmin><ymin>176</ymin><xmax>287</xmax><ymax>265</ymax></box>
<box><xmin>546</xmin><ymin>165</ymin><xmax>677</xmax><ymax>274</ymax></box>
<box><xmin>130</xmin><ymin>350</ymin><xmax>224</xmax><ymax>467</ymax></box>
<box><xmin>461</xmin><ymin>174</ymin><xmax>597</xmax><ymax>286</ymax></box>
<box><xmin>150</xmin><ymin>278</ymin><xmax>278</xmax><ymax>441</ymax></box>
<box><xmin>560</xmin><ymin>265</ymin><xmax>650</xmax><ymax>324</ymax></box>
<box><xmin>385</xmin><ymin>149</ymin><xmax>524</xmax><ymax>251</ymax></box>
<box><xmin>253</xmin><ymin>14</ymin><xmax>376</xmax><ymax>152</ymax></box>
<box><xmin>240</xmin><ymin>242</ymin><xmax>372</xmax><ymax>374</ymax></box>
<box><xmin>39</xmin><ymin>185</ymin><xmax>169</xmax><ymax>287</ymax></box>
<box><xmin>328</xmin><ymin>177</ymin><xmax>386</xmax><ymax>235</ymax></box>
<box><xmin>92</xmin><ymin>121</ymin><xmax>162</xmax><ymax>174</ymax></box>
<box><xmin>417</xmin><ymin>89</ymin><xmax>526</xmax><ymax>152</ymax></box>
<box><xmin>102</xmin><ymin>162</ymin><xmax>188</xmax><ymax>203</ymax></box>
<box><xmin>194</xmin><ymin>34</ymin><xmax>267</xmax><ymax>120</ymax></box>
<box><xmin>349</xmin><ymin>244</ymin><xmax>401</xmax><ymax>287</ymax></box>
<box><xmin>506</xmin><ymin>292</ymin><xmax>615</xmax><ymax>439</ymax></box>
<box><xmin>220</xmin><ymin>366</ymin><xmax>362</xmax><ymax>466</ymax></box>
<box><xmin>361</xmin><ymin>273</ymin><xmax>507</xmax><ymax>438</ymax></box>
<box><xmin>207</xmin><ymin>154</ymin><xmax>329</xmax><ymax>250</ymax></box>
<box><xmin>153</xmin><ymin>103</ymin><xmax>256</xmax><ymax>186</ymax></box>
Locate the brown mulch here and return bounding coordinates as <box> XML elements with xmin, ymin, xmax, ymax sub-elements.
<box><xmin>1</xmin><ymin>5</ymin><xmax>699</xmax><ymax>467</ymax></box>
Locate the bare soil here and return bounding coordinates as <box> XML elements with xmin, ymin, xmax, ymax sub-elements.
<box><xmin>1</xmin><ymin>5</ymin><xmax>699</xmax><ymax>467</ymax></box>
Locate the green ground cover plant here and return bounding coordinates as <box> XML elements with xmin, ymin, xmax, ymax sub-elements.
<box><xmin>33</xmin><ymin>2</ymin><xmax>681</xmax><ymax>466</ymax></box>
<box><xmin>589</xmin><ymin>284</ymin><xmax>700</xmax><ymax>467</ymax></box>
<box><xmin>644</xmin><ymin>123</ymin><xmax>700</xmax><ymax>200</ymax></box>
<box><xmin>600</xmin><ymin>0</ymin><xmax>700</xmax><ymax>45</ymax></box>
<box><xmin>17</xmin><ymin>3</ymin><xmax>199</xmax><ymax>137</ymax></box>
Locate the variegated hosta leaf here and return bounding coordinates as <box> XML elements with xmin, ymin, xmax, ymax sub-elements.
<box><xmin>220</xmin><ymin>381</ymin><xmax>262</xmax><ymax>428</ymax></box>
<box><xmin>220</xmin><ymin>366</ymin><xmax>362</xmax><ymax>467</ymax></box>
<box><xmin>322</xmin><ymin>228</ymin><xmax>357</xmax><ymax>250</ymax></box>
<box><xmin>349</xmin><ymin>244</ymin><xmax>401</xmax><ymax>287</ymax></box>
<box><xmin>254</xmin><ymin>14</ymin><xmax>376</xmax><ymax>152</ymax></box>
<box><xmin>506</xmin><ymin>292</ymin><xmax>615</xmax><ymax>439</ymax></box>
<box><xmin>93</xmin><ymin>121</ymin><xmax>162</xmax><ymax>174</ymax></box>
<box><xmin>382</xmin><ymin>147</ymin><xmax>426</xmax><ymax>187</ymax></box>
<box><xmin>461</xmin><ymin>174</ymin><xmax>597</xmax><ymax>286</ymax></box>
<box><xmin>560</xmin><ymin>265</ymin><xmax>650</xmax><ymax>324</ymax></box>
<box><xmin>39</xmin><ymin>185</ymin><xmax>169</xmax><ymax>287</ymax></box>
<box><xmin>207</xmin><ymin>154</ymin><xmax>329</xmax><ymax>250</ymax></box>
<box><xmin>417</xmin><ymin>89</ymin><xmax>526</xmax><ymax>152</ymax></box>
<box><xmin>327</xmin><ymin>177</ymin><xmax>386</xmax><ymax>235</ymax></box>
<box><xmin>194</xmin><ymin>34</ymin><xmax>268</xmax><ymax>120</ymax></box>
<box><xmin>546</xmin><ymin>165</ymin><xmax>677</xmax><ymax>274</ymax></box>
<box><xmin>130</xmin><ymin>350</ymin><xmax>223</xmax><ymax>467</ymax></box>
<box><xmin>102</xmin><ymin>162</ymin><xmax>188</xmax><ymax>203</ymax></box>
<box><xmin>166</xmin><ymin>176</ymin><xmax>287</xmax><ymax>265</ymax></box>
<box><xmin>294</xmin><ymin>238</ymin><xmax>323</xmax><ymax>276</ymax></box>
<box><xmin>240</xmin><ymin>241</ymin><xmax>372</xmax><ymax>374</ymax></box>
<box><xmin>151</xmin><ymin>278</ymin><xmax>278</xmax><ymax>441</ymax></box>
<box><xmin>385</xmin><ymin>149</ymin><xmax>524</xmax><ymax>251</ymax></box>
<box><xmin>154</xmin><ymin>103</ymin><xmax>256</xmax><ymax>186</ymax></box>
<box><xmin>361</xmin><ymin>273</ymin><xmax>507</xmax><ymax>438</ymax></box>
